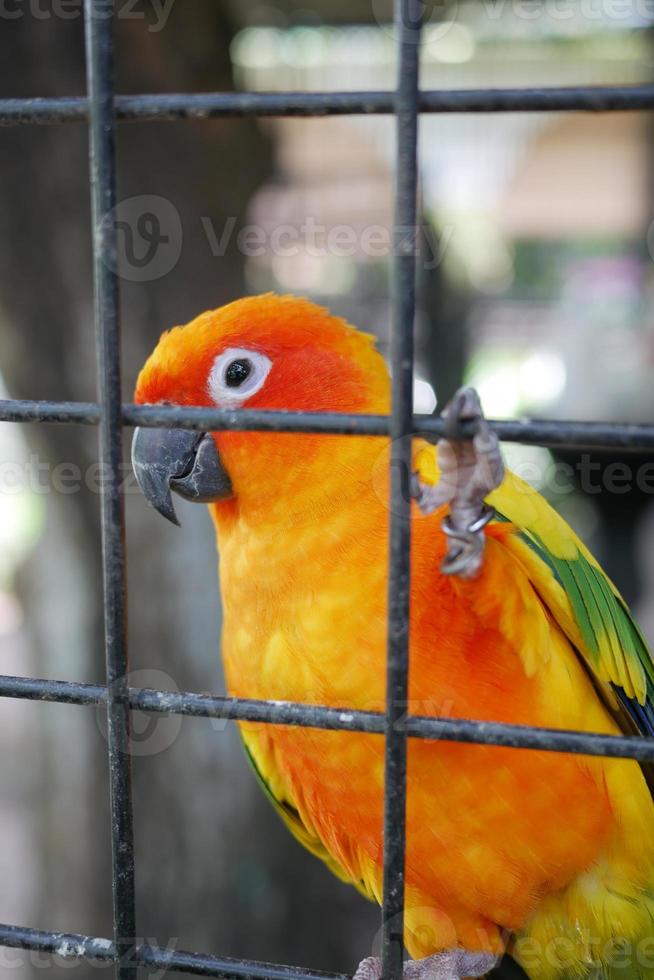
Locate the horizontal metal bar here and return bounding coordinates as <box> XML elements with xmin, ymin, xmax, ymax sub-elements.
<box><xmin>0</xmin><ymin>675</ymin><xmax>104</xmax><ymax>706</ymax></box>
<box><xmin>124</xmin><ymin>404</ymin><xmax>389</xmax><ymax>434</ymax></box>
<box><xmin>0</xmin><ymin>923</ymin><xmax>347</xmax><ymax>980</ymax></box>
<box><xmin>3</xmin><ymin>673</ymin><xmax>654</xmax><ymax>762</ymax></box>
<box><xmin>472</xmin><ymin>418</ymin><xmax>654</xmax><ymax>450</ymax></box>
<box><xmin>0</xmin><ymin>399</ymin><xmax>101</xmax><ymax>424</ymax></box>
<box><xmin>0</xmin><ymin>923</ymin><xmax>116</xmax><ymax>965</ymax></box>
<box><xmin>2</xmin><ymin>85</ymin><xmax>654</xmax><ymax>127</ymax></box>
<box><xmin>2</xmin><ymin>398</ymin><xmax>654</xmax><ymax>450</ymax></box>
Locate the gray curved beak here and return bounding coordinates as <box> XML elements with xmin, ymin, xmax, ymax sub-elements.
<box><xmin>131</xmin><ymin>427</ymin><xmax>233</xmax><ymax>526</ymax></box>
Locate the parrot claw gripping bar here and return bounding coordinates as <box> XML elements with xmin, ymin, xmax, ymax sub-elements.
<box><xmin>412</xmin><ymin>386</ymin><xmax>505</xmax><ymax>579</ymax></box>
<box><xmin>353</xmin><ymin>951</ymin><xmax>499</xmax><ymax>980</ymax></box>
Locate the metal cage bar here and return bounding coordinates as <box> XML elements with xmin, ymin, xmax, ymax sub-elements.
<box><xmin>381</xmin><ymin>3</ymin><xmax>422</xmax><ymax>979</ymax></box>
<box><xmin>1</xmin><ymin>0</ymin><xmax>654</xmax><ymax>977</ymax></box>
<box><xmin>1</xmin><ymin>672</ymin><xmax>654</xmax><ymax>762</ymax></box>
<box><xmin>2</xmin><ymin>400</ymin><xmax>654</xmax><ymax>450</ymax></box>
<box><xmin>5</xmin><ymin>85</ymin><xmax>654</xmax><ymax>125</ymax></box>
<box><xmin>0</xmin><ymin>923</ymin><xmax>351</xmax><ymax>980</ymax></box>
<box><xmin>84</xmin><ymin>1</ymin><xmax>137</xmax><ymax>976</ymax></box>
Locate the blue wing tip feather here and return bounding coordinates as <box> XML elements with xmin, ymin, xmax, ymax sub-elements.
<box><xmin>613</xmin><ymin>685</ymin><xmax>654</xmax><ymax>737</ymax></box>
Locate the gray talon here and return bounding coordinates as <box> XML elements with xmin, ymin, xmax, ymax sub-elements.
<box><xmin>412</xmin><ymin>386</ymin><xmax>504</xmax><ymax>579</ymax></box>
<box><xmin>353</xmin><ymin>951</ymin><xmax>498</xmax><ymax>980</ymax></box>
<box><xmin>404</xmin><ymin>951</ymin><xmax>499</xmax><ymax>980</ymax></box>
<box><xmin>353</xmin><ymin>957</ymin><xmax>383</xmax><ymax>980</ymax></box>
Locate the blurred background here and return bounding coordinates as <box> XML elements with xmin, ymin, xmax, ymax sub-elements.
<box><xmin>1</xmin><ymin>0</ymin><xmax>654</xmax><ymax>975</ymax></box>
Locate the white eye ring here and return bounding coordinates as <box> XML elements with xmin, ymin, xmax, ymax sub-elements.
<box><xmin>207</xmin><ymin>347</ymin><xmax>272</xmax><ymax>407</ymax></box>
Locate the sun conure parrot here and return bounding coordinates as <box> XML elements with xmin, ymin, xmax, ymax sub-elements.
<box><xmin>131</xmin><ymin>293</ymin><xmax>654</xmax><ymax>980</ymax></box>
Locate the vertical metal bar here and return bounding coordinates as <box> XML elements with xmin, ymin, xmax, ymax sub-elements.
<box><xmin>84</xmin><ymin>2</ymin><xmax>137</xmax><ymax>977</ymax></box>
<box><xmin>381</xmin><ymin>3</ymin><xmax>422</xmax><ymax>980</ymax></box>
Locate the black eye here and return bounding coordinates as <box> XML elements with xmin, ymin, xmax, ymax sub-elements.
<box><xmin>225</xmin><ymin>358</ymin><xmax>252</xmax><ymax>388</ymax></box>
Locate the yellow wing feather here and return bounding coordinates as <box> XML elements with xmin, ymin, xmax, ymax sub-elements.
<box><xmin>488</xmin><ymin>468</ymin><xmax>654</xmax><ymax>717</ymax></box>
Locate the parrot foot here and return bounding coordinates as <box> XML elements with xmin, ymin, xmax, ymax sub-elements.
<box><xmin>412</xmin><ymin>387</ymin><xmax>504</xmax><ymax>579</ymax></box>
<box><xmin>353</xmin><ymin>951</ymin><xmax>498</xmax><ymax>980</ymax></box>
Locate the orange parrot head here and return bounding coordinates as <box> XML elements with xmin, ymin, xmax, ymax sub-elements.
<box><xmin>132</xmin><ymin>293</ymin><xmax>391</xmax><ymax>525</ymax></box>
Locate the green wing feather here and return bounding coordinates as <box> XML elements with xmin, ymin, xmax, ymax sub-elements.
<box><xmin>488</xmin><ymin>471</ymin><xmax>654</xmax><ymax>751</ymax></box>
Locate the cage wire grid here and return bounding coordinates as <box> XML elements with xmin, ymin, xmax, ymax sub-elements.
<box><xmin>1</xmin><ymin>0</ymin><xmax>654</xmax><ymax>977</ymax></box>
